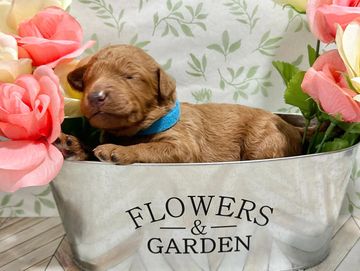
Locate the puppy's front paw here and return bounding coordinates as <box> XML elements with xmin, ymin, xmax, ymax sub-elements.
<box><xmin>93</xmin><ymin>144</ymin><xmax>137</xmax><ymax>165</ymax></box>
<box><xmin>54</xmin><ymin>133</ymin><xmax>88</xmax><ymax>161</ymax></box>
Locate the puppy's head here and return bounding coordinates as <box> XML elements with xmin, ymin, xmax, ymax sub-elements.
<box><xmin>67</xmin><ymin>45</ymin><xmax>176</xmax><ymax>136</ymax></box>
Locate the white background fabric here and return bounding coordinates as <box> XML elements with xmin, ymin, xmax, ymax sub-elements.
<box><xmin>0</xmin><ymin>0</ymin><xmax>359</xmax><ymax>219</ymax></box>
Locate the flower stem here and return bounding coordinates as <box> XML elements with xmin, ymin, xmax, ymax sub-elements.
<box><xmin>302</xmin><ymin>118</ymin><xmax>310</xmax><ymax>146</ymax></box>
<box><xmin>316</xmin><ymin>122</ymin><xmax>336</xmax><ymax>153</ymax></box>
<box><xmin>315</xmin><ymin>40</ymin><xmax>321</xmax><ymax>58</ymax></box>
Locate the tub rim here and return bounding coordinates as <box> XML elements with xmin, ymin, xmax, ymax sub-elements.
<box><xmin>62</xmin><ymin>141</ymin><xmax>360</xmax><ymax>168</ymax></box>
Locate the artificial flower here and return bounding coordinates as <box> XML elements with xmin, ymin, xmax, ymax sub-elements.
<box><xmin>0</xmin><ymin>0</ymin><xmax>72</xmax><ymax>33</ymax></box>
<box><xmin>0</xmin><ymin>65</ymin><xmax>64</xmax><ymax>141</ymax></box>
<box><xmin>0</xmin><ymin>32</ymin><xmax>32</xmax><ymax>82</ymax></box>
<box><xmin>54</xmin><ymin>59</ymin><xmax>83</xmax><ymax>117</ymax></box>
<box><xmin>301</xmin><ymin>50</ymin><xmax>360</xmax><ymax>122</ymax></box>
<box><xmin>307</xmin><ymin>0</ymin><xmax>360</xmax><ymax>43</ymax></box>
<box><xmin>0</xmin><ymin>65</ymin><xmax>64</xmax><ymax>192</ymax></box>
<box><xmin>17</xmin><ymin>7</ymin><xmax>94</xmax><ymax>67</ymax></box>
<box><xmin>275</xmin><ymin>0</ymin><xmax>308</xmax><ymax>13</ymax></box>
<box><xmin>336</xmin><ymin>21</ymin><xmax>360</xmax><ymax>92</ymax></box>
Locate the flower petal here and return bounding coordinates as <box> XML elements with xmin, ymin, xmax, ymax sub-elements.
<box><xmin>46</xmin><ymin>40</ymin><xmax>95</xmax><ymax>68</ymax></box>
<box><xmin>0</xmin><ymin>140</ymin><xmax>46</xmax><ymax>170</ymax></box>
<box><xmin>34</xmin><ymin>66</ymin><xmax>64</xmax><ymax>143</ymax></box>
<box><xmin>0</xmin><ymin>140</ymin><xmax>63</xmax><ymax>192</ymax></box>
<box><xmin>0</xmin><ymin>2</ymin><xmax>13</xmax><ymax>34</ymax></box>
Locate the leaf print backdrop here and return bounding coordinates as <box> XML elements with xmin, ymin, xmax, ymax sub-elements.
<box><xmin>1</xmin><ymin>0</ymin><xmax>360</xmax><ymax>219</ymax></box>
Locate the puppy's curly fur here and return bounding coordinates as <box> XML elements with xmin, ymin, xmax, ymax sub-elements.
<box><xmin>59</xmin><ymin>45</ymin><xmax>302</xmax><ymax>164</ymax></box>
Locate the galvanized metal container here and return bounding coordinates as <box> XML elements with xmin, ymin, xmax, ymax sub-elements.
<box><xmin>51</xmin><ymin>115</ymin><xmax>359</xmax><ymax>271</ymax></box>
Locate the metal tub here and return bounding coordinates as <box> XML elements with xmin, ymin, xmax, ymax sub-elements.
<box><xmin>51</xmin><ymin>115</ymin><xmax>359</xmax><ymax>271</ymax></box>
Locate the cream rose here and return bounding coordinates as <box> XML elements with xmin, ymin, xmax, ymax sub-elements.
<box><xmin>336</xmin><ymin>21</ymin><xmax>360</xmax><ymax>93</ymax></box>
<box><xmin>0</xmin><ymin>32</ymin><xmax>32</xmax><ymax>82</ymax></box>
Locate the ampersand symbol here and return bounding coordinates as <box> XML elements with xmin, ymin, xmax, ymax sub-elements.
<box><xmin>190</xmin><ymin>220</ymin><xmax>207</xmax><ymax>236</ymax></box>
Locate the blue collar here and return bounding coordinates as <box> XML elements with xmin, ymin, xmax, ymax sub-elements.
<box><xmin>137</xmin><ymin>100</ymin><xmax>181</xmax><ymax>136</ymax></box>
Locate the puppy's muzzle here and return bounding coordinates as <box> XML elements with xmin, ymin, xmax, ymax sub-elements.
<box><xmin>88</xmin><ymin>90</ymin><xmax>107</xmax><ymax>106</ymax></box>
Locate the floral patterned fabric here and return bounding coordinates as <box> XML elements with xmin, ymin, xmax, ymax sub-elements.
<box><xmin>1</xmin><ymin>0</ymin><xmax>359</xmax><ymax>218</ymax></box>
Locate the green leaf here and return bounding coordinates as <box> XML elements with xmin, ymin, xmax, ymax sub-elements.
<box><xmin>227</xmin><ymin>68</ymin><xmax>235</xmax><ymax>78</ymax></box>
<box><xmin>339</xmin><ymin>122</ymin><xmax>360</xmax><ymax>134</ymax></box>
<box><xmin>307</xmin><ymin>45</ymin><xmax>317</xmax><ymax>66</ymax></box>
<box><xmin>173</xmin><ymin>0</ymin><xmax>182</xmax><ymax>11</ymax></box>
<box><xmin>284</xmin><ymin>71</ymin><xmax>317</xmax><ymax>119</ymax></box>
<box><xmin>130</xmin><ymin>34</ymin><xmax>138</xmax><ymax>44</ymax></box>
<box><xmin>15</xmin><ymin>210</ymin><xmax>24</xmax><ymax>215</ymax></box>
<box><xmin>153</xmin><ymin>12</ymin><xmax>159</xmax><ymax>25</ymax></box>
<box><xmin>259</xmin><ymin>49</ymin><xmax>275</xmax><ymax>56</ymax></box>
<box><xmin>104</xmin><ymin>22</ymin><xmax>115</xmax><ymax>28</ymax></box>
<box><xmin>237</xmin><ymin>19</ymin><xmax>248</xmax><ymax>24</ymax></box>
<box><xmin>321</xmin><ymin>138</ymin><xmax>350</xmax><ymax>152</ymax></box>
<box><xmin>185</xmin><ymin>5</ymin><xmax>194</xmax><ymax>16</ymax></box>
<box><xmin>162</xmin><ymin>59</ymin><xmax>172</xmax><ymax>70</ymax></box>
<box><xmin>239</xmin><ymin>83</ymin><xmax>249</xmax><ymax>90</ymax></box>
<box><xmin>207</xmin><ymin>44</ymin><xmax>224</xmax><ymax>54</ymax></box>
<box><xmin>36</xmin><ymin>186</ymin><xmax>51</xmax><ymax>197</ymax></box>
<box><xmin>1</xmin><ymin>195</ymin><xmax>11</xmax><ymax>206</ymax></box>
<box><xmin>195</xmin><ymin>2</ymin><xmax>203</xmax><ymax>15</ymax></box>
<box><xmin>263</xmin><ymin>37</ymin><xmax>282</xmax><ymax>47</ymax></box>
<box><xmin>196</xmin><ymin>22</ymin><xmax>206</xmax><ymax>31</ymax></box>
<box><xmin>162</xmin><ymin>24</ymin><xmax>170</xmax><ymax>36</ymax></box>
<box><xmin>180</xmin><ymin>24</ymin><xmax>194</xmax><ymax>37</ymax></box>
<box><xmin>173</xmin><ymin>12</ymin><xmax>184</xmax><ymax>19</ymax></box>
<box><xmin>169</xmin><ymin>24</ymin><xmax>179</xmax><ymax>36</ymax></box>
<box><xmin>188</xmin><ymin>62</ymin><xmax>201</xmax><ymax>72</ymax></box>
<box><xmin>220</xmin><ymin>80</ymin><xmax>225</xmax><ymax>90</ymax></box>
<box><xmin>222</xmin><ymin>31</ymin><xmax>230</xmax><ymax>51</ymax></box>
<box><xmin>202</xmin><ymin>55</ymin><xmax>207</xmax><ymax>70</ymax></box>
<box><xmin>190</xmin><ymin>54</ymin><xmax>201</xmax><ymax>70</ymax></box>
<box><xmin>261</xmin><ymin>87</ymin><xmax>268</xmax><ymax>97</ymax></box>
<box><xmin>260</xmin><ymin>31</ymin><xmax>271</xmax><ymax>44</ymax></box>
<box><xmin>34</xmin><ymin>200</ymin><xmax>41</xmax><ymax>215</ymax></box>
<box><xmin>238</xmin><ymin>90</ymin><xmax>248</xmax><ymax>99</ymax></box>
<box><xmin>39</xmin><ymin>198</ymin><xmax>55</xmax><ymax>209</ymax></box>
<box><xmin>291</xmin><ymin>55</ymin><xmax>303</xmax><ymax>66</ymax></box>
<box><xmin>229</xmin><ymin>40</ymin><xmax>241</xmax><ymax>53</ymax></box>
<box><xmin>135</xmin><ymin>41</ymin><xmax>151</xmax><ymax>48</ymax></box>
<box><xmin>272</xmin><ymin>61</ymin><xmax>300</xmax><ymax>86</ymax></box>
<box><xmin>233</xmin><ymin>92</ymin><xmax>239</xmax><ymax>101</ymax></box>
<box><xmin>246</xmin><ymin>66</ymin><xmax>259</xmax><ymax>78</ymax></box>
<box><xmin>14</xmin><ymin>200</ymin><xmax>24</xmax><ymax>207</ymax></box>
<box><xmin>167</xmin><ymin>0</ymin><xmax>172</xmax><ymax>10</ymax></box>
<box><xmin>197</xmin><ymin>14</ymin><xmax>207</xmax><ymax>20</ymax></box>
<box><xmin>235</xmin><ymin>67</ymin><xmax>244</xmax><ymax>77</ymax></box>
<box><xmin>186</xmin><ymin>71</ymin><xmax>202</xmax><ymax>77</ymax></box>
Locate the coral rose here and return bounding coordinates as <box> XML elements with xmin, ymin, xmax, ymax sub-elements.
<box><xmin>0</xmin><ymin>65</ymin><xmax>64</xmax><ymax>192</ymax></box>
<box><xmin>17</xmin><ymin>7</ymin><xmax>94</xmax><ymax>67</ymax></box>
<box><xmin>0</xmin><ymin>0</ymin><xmax>72</xmax><ymax>34</ymax></box>
<box><xmin>301</xmin><ymin>50</ymin><xmax>360</xmax><ymax>122</ymax></box>
<box><xmin>0</xmin><ymin>32</ymin><xmax>32</xmax><ymax>83</ymax></box>
<box><xmin>307</xmin><ymin>0</ymin><xmax>360</xmax><ymax>43</ymax></box>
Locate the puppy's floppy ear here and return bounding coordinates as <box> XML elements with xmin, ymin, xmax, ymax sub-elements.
<box><xmin>67</xmin><ymin>65</ymin><xmax>88</xmax><ymax>92</ymax></box>
<box><xmin>158</xmin><ymin>68</ymin><xmax>176</xmax><ymax>104</ymax></box>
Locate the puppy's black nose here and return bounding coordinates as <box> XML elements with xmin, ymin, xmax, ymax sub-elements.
<box><xmin>88</xmin><ymin>91</ymin><xmax>107</xmax><ymax>106</ymax></box>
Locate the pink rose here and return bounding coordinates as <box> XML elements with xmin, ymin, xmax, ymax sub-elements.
<box><xmin>307</xmin><ymin>0</ymin><xmax>360</xmax><ymax>43</ymax></box>
<box><xmin>0</xmin><ymin>65</ymin><xmax>64</xmax><ymax>192</ymax></box>
<box><xmin>16</xmin><ymin>7</ymin><xmax>94</xmax><ymax>67</ymax></box>
<box><xmin>301</xmin><ymin>50</ymin><xmax>360</xmax><ymax>122</ymax></box>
